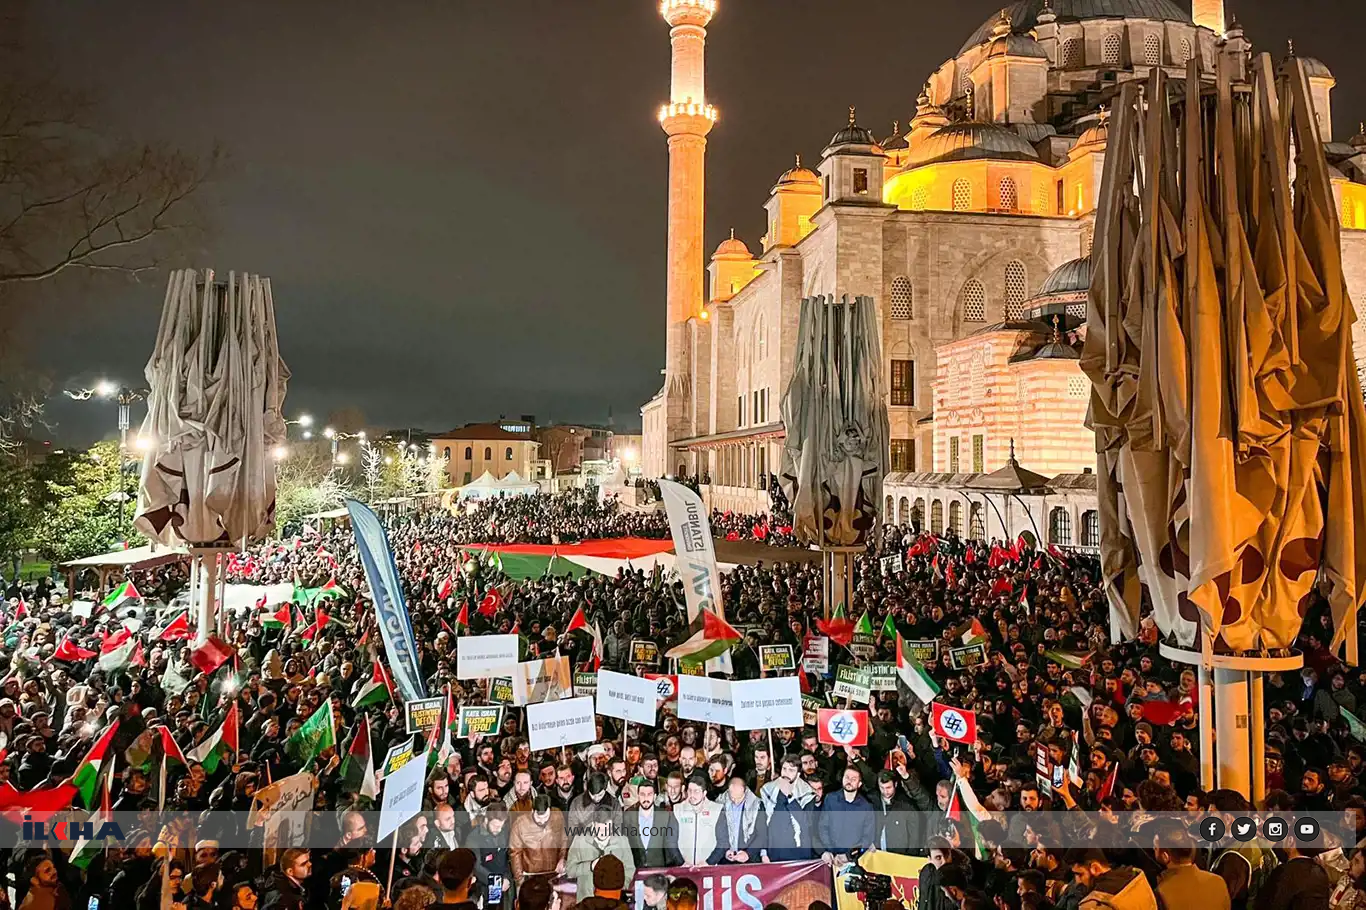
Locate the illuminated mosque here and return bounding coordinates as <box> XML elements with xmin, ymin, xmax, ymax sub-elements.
<box><xmin>640</xmin><ymin>0</ymin><xmax>1366</xmax><ymax>547</ymax></box>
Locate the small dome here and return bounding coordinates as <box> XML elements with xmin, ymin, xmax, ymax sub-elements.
<box><xmin>1035</xmin><ymin>256</ymin><xmax>1091</xmax><ymax>297</ymax></box>
<box><xmin>774</xmin><ymin>154</ymin><xmax>821</xmax><ymax>191</ymax></box>
<box><xmin>1350</xmin><ymin>124</ymin><xmax>1366</xmax><ymax>151</ymax></box>
<box><xmin>1069</xmin><ymin>112</ymin><xmax>1110</xmax><ymax>158</ymax></box>
<box><xmin>908</xmin><ymin>121</ymin><xmax>1041</xmax><ymax>168</ymax></box>
<box><xmin>1300</xmin><ymin>57</ymin><xmax>1333</xmax><ymax>79</ymax></box>
<box><xmin>826</xmin><ymin>106</ymin><xmax>877</xmax><ymax>152</ymax></box>
<box><xmin>712</xmin><ymin>230</ymin><xmax>752</xmax><ymax>261</ymax></box>
<box><xmin>882</xmin><ymin>121</ymin><xmax>909</xmax><ymax>151</ymax></box>
<box><xmin>1031</xmin><ymin>341</ymin><xmax>1082</xmax><ymax>360</ymax></box>
<box><xmin>987</xmin><ymin>32</ymin><xmax>1049</xmax><ymax>59</ymax></box>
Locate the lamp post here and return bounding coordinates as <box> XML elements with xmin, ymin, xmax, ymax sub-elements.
<box><xmin>65</xmin><ymin>381</ymin><xmax>150</xmax><ymax>536</ymax></box>
<box><xmin>285</xmin><ymin>414</ymin><xmax>313</xmax><ymax>440</ymax></box>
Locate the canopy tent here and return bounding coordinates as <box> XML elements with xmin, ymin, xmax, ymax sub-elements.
<box><xmin>300</xmin><ymin>508</ymin><xmax>350</xmax><ymax>522</ymax></box>
<box><xmin>61</xmin><ymin>544</ymin><xmax>189</xmax><ymax>571</ymax></box>
<box><xmin>457</xmin><ymin>471</ymin><xmax>539</xmax><ymax>502</ymax></box>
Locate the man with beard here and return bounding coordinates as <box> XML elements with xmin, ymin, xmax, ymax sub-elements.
<box><xmin>606</xmin><ymin>759</ymin><xmax>628</xmax><ymax>800</ymax></box>
<box><xmin>818</xmin><ymin>766</ymin><xmax>875</xmax><ymax>866</ymax></box>
<box><xmin>707</xmin><ymin>775</ymin><xmax>763</xmax><ymax>865</ymax></box>
<box><xmin>504</xmin><ymin>770</ymin><xmax>536</xmax><ymax>814</ymax></box>
<box><xmin>677</xmin><ymin>746</ymin><xmax>698</xmax><ymax>781</ymax></box>
<box><xmin>745</xmin><ymin>746</ymin><xmax>774</xmax><ymax>794</ymax></box>
<box><xmin>509</xmin><ymin>794</ymin><xmax>567</xmax><ymax>887</ymax></box>
<box><xmin>626</xmin><ymin>779</ymin><xmax>678</xmax><ymax>868</ymax></box>
<box><xmin>568</xmin><ymin>773</ymin><xmax>619</xmax><ymax>831</ymax></box>
<box><xmin>462</xmin><ymin>772</ymin><xmax>497</xmax><ymax>839</ymax></box>
<box><xmin>759</xmin><ymin>756</ymin><xmax>815</xmax><ymax>862</ymax></box>
<box><xmin>565</xmin><ymin>817</ymin><xmax>636</xmax><ymax>901</ymax></box>
<box><xmin>670</xmin><ymin>775</ymin><xmax>721</xmax><ymax>867</ymax></box>
<box><xmin>873</xmin><ymin>771</ymin><xmax>916</xmax><ymax>854</ymax></box>
<box><xmin>549</xmin><ymin>765</ymin><xmax>577</xmax><ymax>815</ymax></box>
<box><xmin>426</xmin><ymin>773</ymin><xmax>453</xmax><ymax>810</ymax></box>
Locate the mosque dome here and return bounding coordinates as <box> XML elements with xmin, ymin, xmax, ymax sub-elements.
<box><xmin>908</xmin><ymin>121</ymin><xmax>1041</xmax><ymax>168</ymax></box>
<box><xmin>959</xmin><ymin>0</ymin><xmax>1191</xmax><ymax>55</ymax></box>
<box><xmin>986</xmin><ymin>32</ymin><xmax>1049</xmax><ymax>59</ymax></box>
<box><xmin>1068</xmin><ymin>112</ymin><xmax>1110</xmax><ymax>159</ymax></box>
<box><xmin>773</xmin><ymin>155</ymin><xmax>821</xmax><ymax>193</ymax></box>
<box><xmin>712</xmin><ymin>231</ymin><xmax>753</xmax><ymax>261</ymax></box>
<box><xmin>1035</xmin><ymin>257</ymin><xmax>1091</xmax><ymax>298</ymax></box>
<box><xmin>1300</xmin><ymin>57</ymin><xmax>1333</xmax><ymax>79</ymax></box>
<box><xmin>826</xmin><ymin>107</ymin><xmax>877</xmax><ymax>152</ymax></box>
<box><xmin>1350</xmin><ymin>124</ymin><xmax>1366</xmax><ymax>152</ymax></box>
<box><xmin>882</xmin><ymin>122</ymin><xmax>909</xmax><ymax>152</ymax></box>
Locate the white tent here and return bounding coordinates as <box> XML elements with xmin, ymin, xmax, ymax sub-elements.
<box><xmin>458</xmin><ymin>471</ymin><xmax>538</xmax><ymax>501</ymax></box>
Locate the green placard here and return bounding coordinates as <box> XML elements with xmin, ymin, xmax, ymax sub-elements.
<box><xmin>905</xmin><ymin>640</ymin><xmax>940</xmax><ymax>663</ymax></box>
<box><xmin>801</xmin><ymin>695</ymin><xmax>823</xmax><ymax>727</ymax></box>
<box><xmin>759</xmin><ymin>644</ymin><xmax>796</xmax><ymax>673</ymax></box>
<box><xmin>458</xmin><ymin>705</ymin><xmax>504</xmax><ymax>738</ymax></box>
<box><xmin>868</xmin><ymin>662</ymin><xmax>897</xmax><ymax>692</ymax></box>
<box><xmin>631</xmin><ymin>639</ymin><xmax>661</xmax><ymax>665</ymax></box>
<box><xmin>488</xmin><ymin>677</ymin><xmax>514</xmax><ymax>705</ymax></box>
<box><xmin>573</xmin><ymin>671</ymin><xmax>598</xmax><ymax>695</ymax></box>
<box><xmin>833</xmin><ymin>665</ymin><xmax>872</xmax><ymax>704</ymax></box>
<box><xmin>948</xmin><ymin>642</ymin><xmax>988</xmax><ymax>669</ymax></box>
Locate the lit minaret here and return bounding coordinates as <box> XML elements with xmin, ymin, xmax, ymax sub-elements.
<box><xmin>658</xmin><ymin>0</ymin><xmax>717</xmax><ymax>464</ymax></box>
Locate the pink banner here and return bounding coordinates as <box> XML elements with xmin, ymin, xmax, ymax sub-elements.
<box><xmin>631</xmin><ymin>860</ymin><xmax>832</xmax><ymax>910</ymax></box>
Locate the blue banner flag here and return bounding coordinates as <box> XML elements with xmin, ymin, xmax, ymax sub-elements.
<box><xmin>345</xmin><ymin>499</ymin><xmax>427</xmax><ymax>703</ymax></box>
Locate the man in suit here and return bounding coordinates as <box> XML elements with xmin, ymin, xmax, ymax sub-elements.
<box><xmin>626</xmin><ymin>779</ymin><xmax>678</xmax><ymax>868</ymax></box>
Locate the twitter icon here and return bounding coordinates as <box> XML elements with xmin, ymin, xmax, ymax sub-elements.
<box><xmin>1232</xmin><ymin>817</ymin><xmax>1257</xmax><ymax>842</ymax></box>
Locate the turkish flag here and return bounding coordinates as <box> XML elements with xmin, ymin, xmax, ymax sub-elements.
<box><xmin>931</xmin><ymin>701</ymin><xmax>978</xmax><ymax>744</ymax></box>
<box><xmin>816</xmin><ymin>708</ymin><xmax>869</xmax><ymax>747</ymax></box>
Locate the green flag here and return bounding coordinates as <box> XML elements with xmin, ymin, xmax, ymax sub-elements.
<box><xmin>880</xmin><ymin>613</ymin><xmax>897</xmax><ymax>640</ymax></box>
<box><xmin>854</xmin><ymin>612</ymin><xmax>874</xmax><ymax>636</ymax></box>
<box><xmin>1343</xmin><ymin>707</ymin><xmax>1366</xmax><ymax>743</ymax></box>
<box><xmin>286</xmin><ymin>705</ymin><xmax>336</xmax><ymax>766</ymax></box>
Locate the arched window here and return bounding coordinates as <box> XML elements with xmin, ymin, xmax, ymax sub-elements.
<box><xmin>911</xmin><ymin>186</ymin><xmax>929</xmax><ymax>211</ymax></box>
<box><xmin>442</xmin><ymin>446</ymin><xmax>452</xmax><ymax>459</ymax></box>
<box><xmin>484</xmin><ymin>447</ymin><xmax>492</xmax><ymax>460</ymax></box>
<box><xmin>898</xmin><ymin>497</ymin><xmax>910</xmax><ymax>524</ymax></box>
<box><xmin>969</xmin><ymin>503</ymin><xmax>985</xmax><ymax>540</ymax></box>
<box><xmin>1143</xmin><ymin>33</ymin><xmax>1162</xmax><ymax>66</ymax></box>
<box><xmin>890</xmin><ymin>277</ymin><xmax>914</xmax><ymax>319</ymax></box>
<box><xmin>1081</xmin><ymin>510</ymin><xmax>1100</xmax><ymax>548</ymax></box>
<box><xmin>1102</xmin><ymin>33</ymin><xmax>1122</xmax><ymax>65</ymax></box>
<box><xmin>505</xmin><ymin>447</ymin><xmax>513</xmax><ymax>460</ymax></box>
<box><xmin>960</xmin><ymin>280</ymin><xmax>987</xmax><ymax>323</ymax></box>
<box><xmin>885</xmin><ymin>495</ymin><xmax>894</xmax><ymax>517</ymax></box>
<box><xmin>462</xmin><ymin>446</ymin><xmax>470</xmax><ymax>459</ymax></box>
<box><xmin>1062</xmin><ymin>38</ymin><xmax>1083</xmax><ymax>67</ymax></box>
<box><xmin>1178</xmin><ymin>37</ymin><xmax>1193</xmax><ymax>65</ymax></box>
<box><xmin>952</xmin><ymin>179</ymin><xmax>972</xmax><ymax>211</ymax></box>
<box><xmin>931</xmin><ymin>500</ymin><xmax>945</xmax><ymax>534</ymax></box>
<box><xmin>998</xmin><ymin>176</ymin><xmax>1018</xmax><ymax>212</ymax></box>
<box><xmin>1004</xmin><ymin>260</ymin><xmax>1028</xmax><ymax>320</ymax></box>
<box><xmin>949</xmin><ymin>501</ymin><xmax>963</xmax><ymax>536</ymax></box>
<box><xmin>912</xmin><ymin>498</ymin><xmax>926</xmax><ymax>528</ymax></box>
<box><xmin>1049</xmin><ymin>507</ymin><xmax>1073</xmax><ymax>545</ymax></box>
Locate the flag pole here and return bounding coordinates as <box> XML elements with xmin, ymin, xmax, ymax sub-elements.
<box><xmin>385</xmin><ymin>828</ymin><xmax>399</xmax><ymax>901</ymax></box>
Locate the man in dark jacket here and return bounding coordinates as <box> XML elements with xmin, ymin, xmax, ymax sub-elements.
<box><xmin>626</xmin><ymin>780</ymin><xmax>680</xmax><ymax>868</ymax></box>
<box><xmin>260</xmin><ymin>849</ymin><xmax>310</xmax><ymax>910</ymax></box>
<box><xmin>817</xmin><ymin>766</ymin><xmax>875</xmax><ymax>864</ymax></box>
<box><xmin>759</xmin><ymin>757</ymin><xmax>816</xmax><ymax>862</ymax></box>
<box><xmin>872</xmin><ymin>771</ymin><xmax>915</xmax><ymax>854</ymax></box>
<box><xmin>466</xmin><ymin>805</ymin><xmax>512</xmax><ymax>908</ymax></box>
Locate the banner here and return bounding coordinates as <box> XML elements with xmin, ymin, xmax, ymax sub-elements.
<box><xmin>759</xmin><ymin>644</ymin><xmax>796</xmax><ymax>673</ymax></box>
<box><xmin>677</xmin><ymin>675</ymin><xmax>733</xmax><ymax>726</ymax></box>
<box><xmin>595</xmin><ymin>670</ymin><xmax>658</xmax><ymax>725</ymax></box>
<box><xmin>868</xmin><ymin>662</ymin><xmax>897</xmax><ymax>692</ymax></box>
<box><xmin>248</xmin><ymin>771</ymin><xmax>317</xmax><ymax>867</ymax></box>
<box><xmin>377</xmin><ymin>748</ymin><xmax>426</xmax><ymax>841</ymax></box>
<box><xmin>457</xmin><ymin>706</ymin><xmax>504</xmax><ymax>738</ymax></box>
<box><xmin>630</xmin><ymin>640</ymin><xmax>661</xmax><ymax>665</ymax></box>
<box><xmin>833</xmin><ymin>666</ymin><xmax>871</xmax><ymax>704</ymax></box>
<box><xmin>731</xmin><ymin>677</ymin><xmax>802</xmax><ymax>730</ymax></box>
<box><xmin>488</xmin><ymin>678</ymin><xmax>514</xmax><ymax>705</ymax></box>
<box><xmin>381</xmin><ymin>741</ymin><xmax>415</xmax><ymax>777</ymax></box>
<box><xmin>346</xmin><ymin>500</ymin><xmax>426</xmax><ymax>702</ymax></box>
<box><xmin>456</xmin><ymin>634</ymin><xmax>519</xmax><ymax>680</ymax></box>
<box><xmin>833</xmin><ymin>852</ymin><xmax>929</xmax><ymax>910</ymax></box>
<box><xmin>659</xmin><ymin>479</ymin><xmax>725</xmax><ymax>630</ymax></box>
<box><xmin>223</xmin><ymin>583</ymin><xmax>294</xmax><ymax>613</ymax></box>
<box><xmin>526</xmin><ymin>696</ymin><xmax>597</xmax><ymax>751</ymax></box>
<box><xmin>879</xmin><ymin>554</ymin><xmax>904</xmax><ymax>575</ymax></box>
<box><xmin>948</xmin><ymin>642</ymin><xmax>988</xmax><ymax>669</ymax></box>
<box><xmin>802</xmin><ymin>635</ymin><xmax>829</xmax><ymax>674</ymax></box>
<box><xmin>904</xmin><ymin>639</ymin><xmax>939</xmax><ymax>663</ymax></box>
<box><xmin>572</xmin><ymin>671</ymin><xmax>598</xmax><ymax>696</ymax></box>
<box><xmin>632</xmin><ymin>860</ymin><xmax>831</xmax><ymax>910</ymax></box>
<box><xmin>510</xmin><ymin>656</ymin><xmax>573</xmax><ymax>706</ymax></box>
<box><xmin>849</xmin><ymin>634</ymin><xmax>876</xmax><ymax>661</ymax></box>
<box><xmin>405</xmin><ymin>696</ymin><xmax>444</xmax><ymax>735</ymax></box>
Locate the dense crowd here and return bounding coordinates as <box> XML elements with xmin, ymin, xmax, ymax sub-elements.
<box><xmin>0</xmin><ymin>490</ymin><xmax>1361</xmax><ymax>910</ymax></box>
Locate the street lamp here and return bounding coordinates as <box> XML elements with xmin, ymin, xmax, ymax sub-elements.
<box><xmin>65</xmin><ymin>381</ymin><xmax>149</xmax><ymax>450</ymax></box>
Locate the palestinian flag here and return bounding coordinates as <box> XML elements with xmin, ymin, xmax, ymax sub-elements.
<box><xmin>440</xmin><ymin>618</ymin><xmax>455</xmax><ymax>635</ymax></box>
<box><xmin>189</xmin><ymin>635</ymin><xmax>234</xmax><ymax>674</ymax></box>
<box><xmin>157</xmin><ymin>609</ymin><xmax>192</xmax><ymax>641</ymax></box>
<box><xmin>896</xmin><ymin>634</ymin><xmax>940</xmax><ymax>705</ymax></box>
<box><xmin>129</xmin><ymin>641</ymin><xmax>146</xmax><ymax>668</ymax></box>
<box><xmin>300</xmin><ymin>606</ymin><xmax>330</xmax><ymax>642</ymax></box>
<box><xmin>98</xmin><ymin>629</ymin><xmax>137</xmax><ymax>672</ymax></box>
<box><xmin>1043</xmin><ymin>649</ymin><xmax>1090</xmax><ymax>670</ymax></box>
<box><xmin>436</xmin><ymin>575</ymin><xmax>454</xmax><ymax>601</ymax></box>
<box><xmin>13</xmin><ymin>596</ymin><xmax>27</xmax><ymax>619</ymax></box>
<box><xmin>126</xmin><ymin>725</ymin><xmax>187</xmax><ymax>774</ymax></box>
<box><xmin>101</xmin><ymin>580</ymin><xmax>141</xmax><ymax>609</ymax></box>
<box><xmin>960</xmin><ymin>618</ymin><xmax>989</xmax><ymax>646</ymax></box>
<box><xmin>73</xmin><ymin>721</ymin><xmax>120</xmax><ymax>808</ymax></box>
<box><xmin>587</xmin><ymin>621</ymin><xmax>604</xmax><ymax>671</ymax></box>
<box><xmin>1098</xmin><ymin>763</ymin><xmax>1119</xmax><ymax>801</ymax></box>
<box><xmin>665</xmin><ymin>609</ymin><xmax>741</xmax><ymax>664</ymax></box>
<box><xmin>352</xmin><ymin>660</ymin><xmax>395</xmax><ymax>709</ymax></box>
<box><xmin>947</xmin><ymin>779</ymin><xmax>988</xmax><ymax>860</ymax></box>
<box><xmin>286</xmin><ymin>705</ymin><xmax>336</xmax><ymax>766</ymax></box>
<box><xmin>427</xmin><ymin>690</ymin><xmax>458</xmax><ymax>770</ymax></box>
<box><xmin>453</xmin><ymin>601</ymin><xmax>470</xmax><ymax>630</ymax></box>
<box><xmin>70</xmin><ymin>761</ymin><xmax>114</xmax><ymax>870</ymax></box>
<box><xmin>162</xmin><ymin>661</ymin><xmax>191</xmax><ymax>697</ymax></box>
<box><xmin>341</xmin><ymin>715</ymin><xmax>379</xmax><ymax>799</ymax></box>
<box><xmin>565</xmin><ymin>605</ymin><xmax>588</xmax><ymax>635</ymax></box>
<box><xmin>186</xmin><ymin>702</ymin><xmax>239</xmax><ymax>774</ymax></box>
<box><xmin>53</xmin><ymin>634</ymin><xmax>97</xmax><ymax>662</ymax></box>
<box><xmin>854</xmin><ymin>612</ymin><xmax>874</xmax><ymax>637</ymax></box>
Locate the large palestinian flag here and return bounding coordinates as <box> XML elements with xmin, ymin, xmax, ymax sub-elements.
<box><xmin>459</xmin><ymin>538</ymin><xmax>673</xmax><ymax>580</ymax></box>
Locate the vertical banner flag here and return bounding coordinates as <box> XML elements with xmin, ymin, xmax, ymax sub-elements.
<box><xmin>346</xmin><ymin>499</ymin><xmax>427</xmax><ymax>703</ymax></box>
<box><xmin>659</xmin><ymin>479</ymin><xmax>733</xmax><ymax>674</ymax></box>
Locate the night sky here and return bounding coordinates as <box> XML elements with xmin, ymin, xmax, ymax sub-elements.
<box><xmin>31</xmin><ymin>0</ymin><xmax>1364</xmax><ymax>444</ymax></box>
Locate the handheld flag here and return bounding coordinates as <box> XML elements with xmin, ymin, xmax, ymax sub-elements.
<box><xmin>931</xmin><ymin>702</ymin><xmax>977</xmax><ymax>744</ymax></box>
<box><xmin>565</xmin><ymin>605</ymin><xmax>588</xmax><ymax>635</ymax></box>
<box><xmin>101</xmin><ymin>580</ymin><xmax>141</xmax><ymax>609</ymax></box>
<box><xmin>436</xmin><ymin>575</ymin><xmax>454</xmax><ymax>602</ymax></box>
<box><xmin>664</xmin><ymin>609</ymin><xmax>740</xmax><ymax>664</ymax></box>
<box><xmin>189</xmin><ymin>636</ymin><xmax>234</xmax><ymax>675</ymax></box>
<box><xmin>880</xmin><ymin>613</ymin><xmax>897</xmax><ymax>641</ymax></box>
<box><xmin>816</xmin><ymin>708</ymin><xmax>869</xmax><ymax>747</ymax></box>
<box><xmin>186</xmin><ymin>702</ymin><xmax>239</xmax><ymax>774</ymax></box>
<box><xmin>352</xmin><ymin>660</ymin><xmax>395</xmax><ymax>709</ymax></box>
<box><xmin>157</xmin><ymin>609</ymin><xmax>192</xmax><ymax>641</ymax></box>
<box><xmin>853</xmin><ymin>612</ymin><xmax>874</xmax><ymax>637</ymax></box>
<box><xmin>286</xmin><ymin>705</ymin><xmax>336</xmax><ymax>766</ymax></box>
<box><xmin>72</xmin><ymin>721</ymin><xmax>120</xmax><ymax>808</ymax></box>
<box><xmin>454</xmin><ymin>601</ymin><xmax>470</xmax><ymax>630</ymax></box>
<box><xmin>896</xmin><ymin>634</ymin><xmax>940</xmax><ymax>705</ymax></box>
<box><xmin>479</xmin><ymin>588</ymin><xmax>502</xmax><ymax>618</ymax></box>
<box><xmin>341</xmin><ymin>715</ymin><xmax>380</xmax><ymax>799</ymax></box>
<box><xmin>54</xmin><ymin>635</ymin><xmax>97</xmax><ymax>662</ymax></box>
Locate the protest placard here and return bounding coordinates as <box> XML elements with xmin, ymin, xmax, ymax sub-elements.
<box><xmin>488</xmin><ymin>677</ymin><xmax>514</xmax><ymax>705</ymax></box>
<box><xmin>833</xmin><ymin>665</ymin><xmax>872</xmax><ymax>704</ymax></box>
<box><xmin>677</xmin><ymin>675</ymin><xmax>733</xmax><ymax>726</ymax></box>
<box><xmin>849</xmin><ymin>634</ymin><xmax>876</xmax><ymax>661</ymax></box>
<box><xmin>730</xmin><ymin>677</ymin><xmax>802</xmax><ymax>730</ymax></box>
<box><xmin>378</xmin><ymin>750</ymin><xmax>425</xmax><ymax>841</ymax></box>
<box><xmin>595</xmin><ymin>670</ymin><xmax>658</xmax><ymax>725</ymax></box>
<box><xmin>456</xmin><ymin>634</ymin><xmax>519</xmax><ymax>679</ymax></box>
<box><xmin>802</xmin><ymin>635</ymin><xmax>829</xmax><ymax>674</ymax></box>
<box><xmin>457</xmin><ymin>705</ymin><xmax>504</xmax><ymax>738</ymax></box>
<box><xmin>904</xmin><ymin>640</ymin><xmax>940</xmax><ymax>663</ymax></box>
<box><xmin>630</xmin><ymin>640</ymin><xmax>660</xmax><ymax>665</ymax></box>
<box><xmin>511</xmin><ymin>655</ymin><xmax>573</xmax><ymax>706</ymax></box>
<box><xmin>381</xmin><ymin>741</ymin><xmax>415</xmax><ymax>777</ymax></box>
<box><xmin>948</xmin><ymin>642</ymin><xmax>988</xmax><ymax>669</ymax></box>
<box><xmin>404</xmin><ymin>696</ymin><xmax>445</xmax><ymax>735</ymax></box>
<box><xmin>801</xmin><ymin>694</ymin><xmax>822</xmax><ymax>727</ymax></box>
<box><xmin>868</xmin><ymin>662</ymin><xmax>897</xmax><ymax>692</ymax></box>
<box><xmin>572</xmin><ymin>671</ymin><xmax>598</xmax><ymax>696</ymax></box>
<box><xmin>759</xmin><ymin>644</ymin><xmax>796</xmax><ymax>673</ymax></box>
<box><xmin>526</xmin><ymin>696</ymin><xmax>597</xmax><ymax>751</ymax></box>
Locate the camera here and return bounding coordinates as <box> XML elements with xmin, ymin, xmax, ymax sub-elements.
<box><xmin>840</xmin><ymin>851</ymin><xmax>893</xmax><ymax>904</ymax></box>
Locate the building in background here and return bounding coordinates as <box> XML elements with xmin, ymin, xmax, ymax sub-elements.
<box><xmin>537</xmin><ymin>425</ymin><xmax>613</xmax><ymax>475</ymax></box>
<box><xmin>640</xmin><ymin>0</ymin><xmax>1366</xmax><ymax>522</ymax></box>
<box><xmin>431</xmin><ymin>421</ymin><xmax>540</xmax><ymax>486</ymax></box>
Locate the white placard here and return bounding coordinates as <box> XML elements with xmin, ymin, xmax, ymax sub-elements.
<box><xmin>730</xmin><ymin>677</ymin><xmax>803</xmax><ymax>731</ymax></box>
<box><xmin>456</xmin><ymin>634</ymin><xmax>520</xmax><ymax>680</ymax></box>
<box><xmin>377</xmin><ymin>748</ymin><xmax>426</xmax><ymax>841</ymax></box>
<box><xmin>71</xmin><ymin>601</ymin><xmax>94</xmax><ymax>619</ymax></box>
<box><xmin>594</xmin><ymin>670</ymin><xmax>658</xmax><ymax>726</ymax></box>
<box><xmin>511</xmin><ymin>655</ymin><xmax>573</xmax><ymax>706</ymax></box>
<box><xmin>677</xmin><ymin>675</ymin><xmax>733</xmax><ymax>726</ymax></box>
<box><xmin>526</xmin><ymin>696</ymin><xmax>597</xmax><ymax>751</ymax></box>
<box><xmin>223</xmin><ymin>583</ymin><xmax>295</xmax><ymax>613</ymax></box>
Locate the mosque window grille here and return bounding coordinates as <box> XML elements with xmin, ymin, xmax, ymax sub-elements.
<box><xmin>949</xmin><ymin>438</ymin><xmax>960</xmax><ymax>473</ymax></box>
<box><xmin>972</xmin><ymin>434</ymin><xmax>985</xmax><ymax>473</ymax></box>
<box><xmin>797</xmin><ymin>214</ymin><xmax>813</xmax><ymax>238</ymax></box>
<box><xmin>961</xmin><ymin>279</ymin><xmax>987</xmax><ymax>323</ymax></box>
<box><xmin>1102</xmin><ymin>33</ymin><xmax>1123</xmax><ymax>65</ymax></box>
<box><xmin>1081</xmin><ymin>511</ymin><xmax>1100</xmax><ymax>548</ymax></box>
<box><xmin>931</xmin><ymin>500</ymin><xmax>945</xmax><ymax>534</ymax></box>
<box><xmin>1004</xmin><ymin>260</ymin><xmax>1028</xmax><ymax>320</ymax></box>
<box><xmin>1034</xmin><ymin>183</ymin><xmax>1050</xmax><ymax>214</ymax></box>
<box><xmin>890</xmin><ymin>277</ymin><xmax>914</xmax><ymax>319</ymax></box>
<box><xmin>999</xmin><ymin>176</ymin><xmax>1019</xmax><ymax>212</ymax></box>
<box><xmin>969</xmin><ymin>503</ymin><xmax>985</xmax><ymax>540</ymax></box>
<box><xmin>1178</xmin><ymin>38</ymin><xmax>1193</xmax><ymax>65</ymax></box>
<box><xmin>484</xmin><ymin>447</ymin><xmax>493</xmax><ymax>460</ymax></box>
<box><xmin>1062</xmin><ymin>38</ymin><xmax>1084</xmax><ymax>67</ymax></box>
<box><xmin>949</xmin><ymin>501</ymin><xmax>963</xmax><ymax>536</ymax></box>
<box><xmin>952</xmin><ymin>179</ymin><xmax>972</xmax><ymax>212</ymax></box>
<box><xmin>1068</xmin><ymin>376</ymin><xmax>1089</xmax><ymax>399</ymax></box>
<box><xmin>1049</xmin><ymin>507</ymin><xmax>1073</xmax><ymax>545</ymax></box>
<box><xmin>1066</xmin><ymin>302</ymin><xmax>1087</xmax><ymax>320</ymax></box>
<box><xmin>911</xmin><ymin>186</ymin><xmax>929</xmax><ymax>211</ymax></box>
<box><xmin>1143</xmin><ymin>33</ymin><xmax>1162</xmax><ymax>66</ymax></box>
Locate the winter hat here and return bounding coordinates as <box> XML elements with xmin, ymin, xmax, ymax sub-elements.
<box><xmin>593</xmin><ymin>854</ymin><xmax>626</xmax><ymax>894</ymax></box>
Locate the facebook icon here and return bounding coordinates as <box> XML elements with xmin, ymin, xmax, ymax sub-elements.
<box><xmin>1196</xmin><ymin>817</ymin><xmax>1226</xmax><ymax>842</ymax></box>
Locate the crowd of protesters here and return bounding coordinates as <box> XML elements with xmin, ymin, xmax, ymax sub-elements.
<box><xmin>0</xmin><ymin>490</ymin><xmax>1360</xmax><ymax>910</ymax></box>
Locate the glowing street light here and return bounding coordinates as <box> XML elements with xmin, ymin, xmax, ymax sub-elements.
<box><xmin>335</xmin><ymin>451</ymin><xmax>349</xmax><ymax>465</ymax></box>
<box><xmin>95</xmin><ymin>379</ymin><xmax>118</xmax><ymax>398</ymax></box>
<box><xmin>273</xmin><ymin>445</ymin><xmax>289</xmax><ymax>461</ymax></box>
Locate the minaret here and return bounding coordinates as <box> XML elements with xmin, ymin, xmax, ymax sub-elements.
<box><xmin>1192</xmin><ymin>0</ymin><xmax>1225</xmax><ymax>35</ymax></box>
<box><xmin>658</xmin><ymin>0</ymin><xmax>717</xmax><ymax>468</ymax></box>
